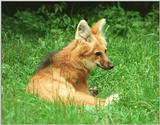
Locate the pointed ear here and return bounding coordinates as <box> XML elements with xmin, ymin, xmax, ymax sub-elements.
<box><xmin>75</xmin><ymin>20</ymin><xmax>91</xmax><ymax>41</ymax></box>
<box><xmin>91</xmin><ymin>18</ymin><xmax>106</xmax><ymax>36</ymax></box>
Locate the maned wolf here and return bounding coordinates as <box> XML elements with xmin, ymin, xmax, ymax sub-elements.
<box><xmin>26</xmin><ymin>19</ymin><xmax>119</xmax><ymax>108</ymax></box>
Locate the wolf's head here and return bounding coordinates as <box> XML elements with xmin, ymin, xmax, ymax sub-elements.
<box><xmin>75</xmin><ymin>19</ymin><xmax>114</xmax><ymax>70</ymax></box>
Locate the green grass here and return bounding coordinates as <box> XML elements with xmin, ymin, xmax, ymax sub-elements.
<box><xmin>2</xmin><ymin>4</ymin><xmax>159</xmax><ymax>124</ymax></box>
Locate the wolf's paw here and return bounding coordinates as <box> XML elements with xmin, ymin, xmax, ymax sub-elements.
<box><xmin>104</xmin><ymin>94</ymin><xmax>120</xmax><ymax>106</ymax></box>
<box><xmin>89</xmin><ymin>86</ymin><xmax>99</xmax><ymax>96</ymax></box>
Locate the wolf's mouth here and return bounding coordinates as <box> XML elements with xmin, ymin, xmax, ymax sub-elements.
<box><xmin>96</xmin><ymin>63</ymin><xmax>107</xmax><ymax>70</ymax></box>
<box><xmin>96</xmin><ymin>63</ymin><xmax>113</xmax><ymax>70</ymax></box>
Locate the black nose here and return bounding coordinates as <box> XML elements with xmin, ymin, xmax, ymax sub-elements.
<box><xmin>108</xmin><ymin>63</ymin><xmax>114</xmax><ymax>69</ymax></box>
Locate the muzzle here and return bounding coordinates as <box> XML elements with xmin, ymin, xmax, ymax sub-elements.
<box><xmin>97</xmin><ymin>61</ymin><xmax>114</xmax><ymax>70</ymax></box>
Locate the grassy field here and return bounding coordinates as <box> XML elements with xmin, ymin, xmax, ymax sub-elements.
<box><xmin>2</xmin><ymin>4</ymin><xmax>159</xmax><ymax>124</ymax></box>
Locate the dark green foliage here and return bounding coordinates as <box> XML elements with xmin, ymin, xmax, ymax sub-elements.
<box><xmin>2</xmin><ymin>3</ymin><xmax>159</xmax><ymax>124</ymax></box>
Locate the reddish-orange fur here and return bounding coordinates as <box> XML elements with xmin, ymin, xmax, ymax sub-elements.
<box><xmin>26</xmin><ymin>19</ymin><xmax>113</xmax><ymax>108</ymax></box>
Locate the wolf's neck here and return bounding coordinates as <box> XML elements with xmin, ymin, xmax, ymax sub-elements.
<box><xmin>53</xmin><ymin>51</ymin><xmax>89</xmax><ymax>73</ymax></box>
<box><xmin>53</xmin><ymin>40</ymin><xmax>89</xmax><ymax>72</ymax></box>
<box><xmin>52</xmin><ymin>47</ymin><xmax>89</xmax><ymax>85</ymax></box>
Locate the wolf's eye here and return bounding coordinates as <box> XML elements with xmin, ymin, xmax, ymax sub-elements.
<box><xmin>95</xmin><ymin>52</ymin><xmax>102</xmax><ymax>56</ymax></box>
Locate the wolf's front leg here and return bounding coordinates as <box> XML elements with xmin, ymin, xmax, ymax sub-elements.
<box><xmin>72</xmin><ymin>91</ymin><xmax>105</xmax><ymax>106</ymax></box>
<box><xmin>72</xmin><ymin>91</ymin><xmax>119</xmax><ymax>108</ymax></box>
